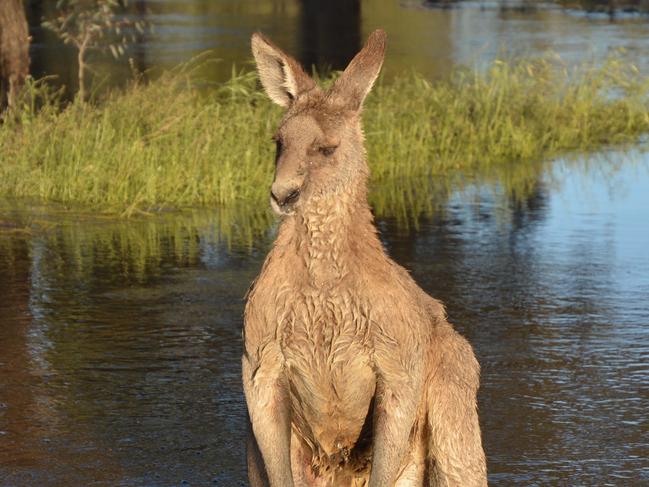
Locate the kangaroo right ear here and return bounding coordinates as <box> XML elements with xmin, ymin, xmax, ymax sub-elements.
<box><xmin>251</xmin><ymin>33</ymin><xmax>315</xmax><ymax>107</ymax></box>
<box><xmin>330</xmin><ymin>29</ymin><xmax>386</xmax><ymax>111</ymax></box>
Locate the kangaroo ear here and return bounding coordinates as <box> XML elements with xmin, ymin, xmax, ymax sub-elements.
<box><xmin>330</xmin><ymin>29</ymin><xmax>386</xmax><ymax>111</ymax></box>
<box><xmin>251</xmin><ymin>32</ymin><xmax>316</xmax><ymax>107</ymax></box>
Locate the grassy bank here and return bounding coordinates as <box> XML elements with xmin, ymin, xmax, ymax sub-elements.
<box><xmin>1</xmin><ymin>55</ymin><xmax>648</xmax><ymax>221</ymax></box>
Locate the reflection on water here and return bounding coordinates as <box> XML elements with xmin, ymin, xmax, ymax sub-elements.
<box><xmin>0</xmin><ymin>214</ymin><xmax>267</xmax><ymax>486</ymax></box>
<box><xmin>1</xmin><ymin>151</ymin><xmax>648</xmax><ymax>485</ymax></box>
<box><xmin>25</xmin><ymin>0</ymin><xmax>649</xmax><ymax>96</ymax></box>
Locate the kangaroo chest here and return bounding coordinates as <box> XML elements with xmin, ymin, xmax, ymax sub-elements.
<box><xmin>278</xmin><ymin>289</ymin><xmax>376</xmax><ymax>457</ymax></box>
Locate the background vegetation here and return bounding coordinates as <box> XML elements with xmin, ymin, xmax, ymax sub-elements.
<box><xmin>1</xmin><ymin>54</ymin><xmax>648</xmax><ymax>223</ymax></box>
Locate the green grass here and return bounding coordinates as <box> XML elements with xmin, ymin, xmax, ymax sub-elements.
<box><xmin>1</xmin><ymin>54</ymin><xmax>648</xmax><ymax>224</ymax></box>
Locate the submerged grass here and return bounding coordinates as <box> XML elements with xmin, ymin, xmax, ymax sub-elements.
<box><xmin>1</xmin><ymin>54</ymin><xmax>648</xmax><ymax>225</ymax></box>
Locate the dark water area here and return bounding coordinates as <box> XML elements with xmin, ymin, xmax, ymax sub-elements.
<box><xmin>24</xmin><ymin>0</ymin><xmax>649</xmax><ymax>97</ymax></box>
<box><xmin>1</xmin><ymin>152</ymin><xmax>648</xmax><ymax>485</ymax></box>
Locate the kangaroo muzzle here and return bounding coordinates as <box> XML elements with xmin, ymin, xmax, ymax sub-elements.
<box><xmin>270</xmin><ymin>182</ymin><xmax>301</xmax><ymax>215</ymax></box>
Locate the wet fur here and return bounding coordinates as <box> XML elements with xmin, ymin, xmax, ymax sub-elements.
<box><xmin>244</xmin><ymin>30</ymin><xmax>487</xmax><ymax>486</ymax></box>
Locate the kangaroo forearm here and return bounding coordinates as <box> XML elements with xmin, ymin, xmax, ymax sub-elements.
<box><xmin>369</xmin><ymin>380</ymin><xmax>421</xmax><ymax>487</ymax></box>
<box><xmin>369</xmin><ymin>427</ymin><xmax>413</xmax><ymax>486</ymax></box>
<box><xmin>243</xmin><ymin>355</ymin><xmax>294</xmax><ymax>487</ymax></box>
<box><xmin>250</xmin><ymin>417</ymin><xmax>293</xmax><ymax>487</ymax></box>
<box><xmin>247</xmin><ymin>424</ymin><xmax>270</xmax><ymax>487</ymax></box>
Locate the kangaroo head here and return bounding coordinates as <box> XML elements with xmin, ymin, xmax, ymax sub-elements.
<box><xmin>251</xmin><ymin>30</ymin><xmax>386</xmax><ymax>216</ymax></box>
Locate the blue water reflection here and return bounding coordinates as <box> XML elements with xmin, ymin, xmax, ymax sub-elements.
<box><xmin>1</xmin><ymin>150</ymin><xmax>647</xmax><ymax>485</ymax></box>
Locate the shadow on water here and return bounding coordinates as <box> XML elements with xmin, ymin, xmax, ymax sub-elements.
<box><xmin>1</xmin><ymin>150</ymin><xmax>648</xmax><ymax>485</ymax></box>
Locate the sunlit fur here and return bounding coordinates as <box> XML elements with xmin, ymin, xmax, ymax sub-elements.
<box><xmin>244</xmin><ymin>30</ymin><xmax>487</xmax><ymax>487</ymax></box>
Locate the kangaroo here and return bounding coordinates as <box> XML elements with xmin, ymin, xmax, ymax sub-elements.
<box><xmin>243</xmin><ymin>29</ymin><xmax>487</xmax><ymax>487</ymax></box>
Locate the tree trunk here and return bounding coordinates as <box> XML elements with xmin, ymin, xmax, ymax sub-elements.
<box><xmin>299</xmin><ymin>0</ymin><xmax>361</xmax><ymax>75</ymax></box>
<box><xmin>0</xmin><ymin>0</ymin><xmax>30</xmax><ymax>111</ymax></box>
<box><xmin>78</xmin><ymin>45</ymin><xmax>86</xmax><ymax>102</ymax></box>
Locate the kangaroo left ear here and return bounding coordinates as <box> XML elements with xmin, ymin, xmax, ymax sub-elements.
<box><xmin>251</xmin><ymin>32</ymin><xmax>316</xmax><ymax>107</ymax></box>
<box><xmin>330</xmin><ymin>29</ymin><xmax>387</xmax><ymax>111</ymax></box>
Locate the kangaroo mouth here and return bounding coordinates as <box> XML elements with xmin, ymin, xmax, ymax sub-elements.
<box><xmin>270</xmin><ymin>195</ymin><xmax>296</xmax><ymax>216</ymax></box>
<box><xmin>270</xmin><ymin>186</ymin><xmax>301</xmax><ymax>216</ymax></box>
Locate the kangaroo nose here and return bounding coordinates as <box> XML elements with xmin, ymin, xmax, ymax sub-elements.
<box><xmin>270</xmin><ymin>185</ymin><xmax>301</xmax><ymax>207</ymax></box>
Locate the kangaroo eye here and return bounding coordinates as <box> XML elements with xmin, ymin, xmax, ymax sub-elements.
<box><xmin>274</xmin><ymin>139</ymin><xmax>283</xmax><ymax>164</ymax></box>
<box><xmin>319</xmin><ymin>146</ymin><xmax>337</xmax><ymax>157</ymax></box>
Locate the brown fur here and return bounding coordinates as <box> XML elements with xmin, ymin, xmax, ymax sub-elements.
<box><xmin>244</xmin><ymin>30</ymin><xmax>487</xmax><ymax>487</ymax></box>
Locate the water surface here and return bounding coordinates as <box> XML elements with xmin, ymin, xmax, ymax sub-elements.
<box><xmin>4</xmin><ymin>1</ymin><xmax>649</xmax><ymax>484</ymax></box>
<box><xmin>1</xmin><ymin>151</ymin><xmax>648</xmax><ymax>485</ymax></box>
<box><xmin>26</xmin><ymin>0</ymin><xmax>649</xmax><ymax>95</ymax></box>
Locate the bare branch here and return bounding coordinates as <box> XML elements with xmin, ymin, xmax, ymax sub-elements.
<box><xmin>41</xmin><ymin>0</ymin><xmax>150</xmax><ymax>100</ymax></box>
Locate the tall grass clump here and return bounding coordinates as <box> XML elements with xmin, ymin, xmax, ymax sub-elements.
<box><xmin>1</xmin><ymin>54</ymin><xmax>648</xmax><ymax>222</ymax></box>
<box><xmin>365</xmin><ymin>56</ymin><xmax>649</xmax><ymax>217</ymax></box>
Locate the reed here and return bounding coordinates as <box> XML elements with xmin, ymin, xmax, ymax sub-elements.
<box><xmin>1</xmin><ymin>54</ymin><xmax>647</xmax><ymax>223</ymax></box>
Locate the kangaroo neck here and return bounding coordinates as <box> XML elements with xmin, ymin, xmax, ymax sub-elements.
<box><xmin>279</xmin><ymin>179</ymin><xmax>380</xmax><ymax>286</ymax></box>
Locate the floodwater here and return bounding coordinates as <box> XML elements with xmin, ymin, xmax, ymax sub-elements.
<box><xmin>1</xmin><ymin>151</ymin><xmax>648</xmax><ymax>486</ymax></box>
<box><xmin>26</xmin><ymin>0</ymin><xmax>649</xmax><ymax>95</ymax></box>
<box><xmin>3</xmin><ymin>1</ymin><xmax>649</xmax><ymax>486</ymax></box>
